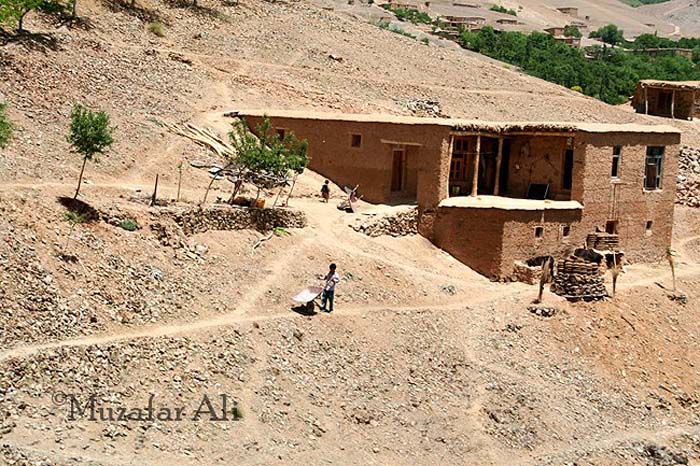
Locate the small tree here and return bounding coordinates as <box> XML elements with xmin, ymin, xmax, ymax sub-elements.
<box><xmin>227</xmin><ymin>116</ymin><xmax>308</xmax><ymax>205</ymax></box>
<box><xmin>0</xmin><ymin>103</ymin><xmax>13</xmax><ymax>149</ymax></box>
<box><xmin>563</xmin><ymin>25</ymin><xmax>581</xmax><ymax>38</ymax></box>
<box><xmin>67</xmin><ymin>104</ymin><xmax>114</xmax><ymax>199</ymax></box>
<box><xmin>589</xmin><ymin>24</ymin><xmax>624</xmax><ymax>46</ymax></box>
<box><xmin>0</xmin><ymin>0</ymin><xmax>67</xmax><ymax>32</ymax></box>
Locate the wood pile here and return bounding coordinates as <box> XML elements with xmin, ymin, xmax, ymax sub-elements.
<box><xmin>586</xmin><ymin>232</ymin><xmax>620</xmax><ymax>251</ymax></box>
<box><xmin>551</xmin><ymin>255</ymin><xmax>607</xmax><ymax>301</ymax></box>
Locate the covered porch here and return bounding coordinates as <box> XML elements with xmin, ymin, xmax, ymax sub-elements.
<box><xmin>447</xmin><ymin>131</ymin><xmax>576</xmax><ymax>202</ymax></box>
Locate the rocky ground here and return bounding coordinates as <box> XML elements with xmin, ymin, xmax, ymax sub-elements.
<box><xmin>1</xmin><ymin>0</ymin><xmax>700</xmax><ymax>464</ymax></box>
<box><xmin>677</xmin><ymin>146</ymin><xmax>700</xmax><ymax>208</ymax></box>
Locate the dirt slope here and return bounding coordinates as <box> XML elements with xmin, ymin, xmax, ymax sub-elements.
<box><xmin>1</xmin><ymin>1</ymin><xmax>700</xmax><ymax>465</ymax></box>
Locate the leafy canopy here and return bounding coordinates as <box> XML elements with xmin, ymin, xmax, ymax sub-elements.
<box><xmin>0</xmin><ymin>103</ymin><xmax>12</xmax><ymax>149</ymax></box>
<box><xmin>589</xmin><ymin>24</ymin><xmax>625</xmax><ymax>46</ymax></box>
<box><xmin>229</xmin><ymin>116</ymin><xmax>309</xmax><ymax>180</ymax></box>
<box><xmin>458</xmin><ymin>26</ymin><xmax>700</xmax><ymax>105</ymax></box>
<box><xmin>0</xmin><ymin>0</ymin><xmax>67</xmax><ymax>30</ymax></box>
<box><xmin>67</xmin><ymin>104</ymin><xmax>114</xmax><ymax>160</ymax></box>
<box><xmin>563</xmin><ymin>25</ymin><xmax>582</xmax><ymax>38</ymax></box>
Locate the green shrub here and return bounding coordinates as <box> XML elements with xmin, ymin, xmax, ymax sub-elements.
<box><xmin>0</xmin><ymin>102</ymin><xmax>12</xmax><ymax>149</ymax></box>
<box><xmin>381</xmin><ymin>4</ymin><xmax>432</xmax><ymax>24</ymax></box>
<box><xmin>119</xmin><ymin>218</ymin><xmax>139</xmax><ymax>231</ymax></box>
<box><xmin>571</xmin><ymin>85</ymin><xmax>583</xmax><ymax>93</ymax></box>
<box><xmin>64</xmin><ymin>210</ymin><xmax>88</xmax><ymax>224</ymax></box>
<box><xmin>147</xmin><ymin>21</ymin><xmax>165</xmax><ymax>37</ymax></box>
<box><xmin>490</xmin><ymin>5</ymin><xmax>516</xmax><ymax>16</ymax></box>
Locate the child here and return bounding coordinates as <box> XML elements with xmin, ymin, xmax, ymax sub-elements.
<box><xmin>321</xmin><ymin>180</ymin><xmax>330</xmax><ymax>203</ymax></box>
<box><xmin>319</xmin><ymin>263</ymin><xmax>340</xmax><ymax>313</ymax></box>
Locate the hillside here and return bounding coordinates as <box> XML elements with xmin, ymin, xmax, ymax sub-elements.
<box><xmin>1</xmin><ymin>0</ymin><xmax>700</xmax><ymax>465</ymax></box>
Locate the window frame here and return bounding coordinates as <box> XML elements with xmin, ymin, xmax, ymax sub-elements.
<box><xmin>611</xmin><ymin>146</ymin><xmax>622</xmax><ymax>179</ymax></box>
<box><xmin>644</xmin><ymin>146</ymin><xmax>665</xmax><ymax>191</ymax></box>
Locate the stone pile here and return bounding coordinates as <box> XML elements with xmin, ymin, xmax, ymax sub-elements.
<box><xmin>351</xmin><ymin>208</ymin><xmax>418</xmax><ymax>237</ymax></box>
<box><xmin>551</xmin><ymin>256</ymin><xmax>607</xmax><ymax>301</ymax></box>
<box><xmin>677</xmin><ymin>146</ymin><xmax>700</xmax><ymax>208</ymax></box>
<box><xmin>171</xmin><ymin>206</ymin><xmax>307</xmax><ymax>235</ymax></box>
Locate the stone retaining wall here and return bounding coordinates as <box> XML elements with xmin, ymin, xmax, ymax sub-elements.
<box><xmin>171</xmin><ymin>206</ymin><xmax>307</xmax><ymax>235</ymax></box>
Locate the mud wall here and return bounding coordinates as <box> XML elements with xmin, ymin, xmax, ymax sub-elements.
<box><xmin>576</xmin><ymin>132</ymin><xmax>680</xmax><ymax>264</ymax></box>
<box><xmin>433</xmin><ymin>206</ymin><xmax>582</xmax><ymax>278</ymax></box>
<box><xmin>243</xmin><ymin>116</ymin><xmax>451</xmax><ymax>207</ymax></box>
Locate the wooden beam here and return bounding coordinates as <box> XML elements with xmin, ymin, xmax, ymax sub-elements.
<box><xmin>380</xmin><ymin>139</ymin><xmax>422</xmax><ymax>146</ymax></box>
<box><xmin>494</xmin><ymin>137</ymin><xmax>504</xmax><ymax>196</ymax></box>
<box><xmin>471</xmin><ymin>135</ymin><xmax>481</xmax><ymax>197</ymax></box>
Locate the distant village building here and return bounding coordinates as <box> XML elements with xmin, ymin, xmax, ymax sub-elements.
<box><xmin>569</xmin><ymin>20</ymin><xmax>588</xmax><ymax>30</ymax></box>
<box><xmin>495</xmin><ymin>18</ymin><xmax>518</xmax><ymax>25</ymax></box>
<box><xmin>556</xmin><ymin>6</ymin><xmax>578</xmax><ymax>16</ymax></box>
<box><xmin>438</xmin><ymin>15</ymin><xmax>486</xmax><ymax>32</ymax></box>
<box><xmin>452</xmin><ymin>1</ymin><xmax>480</xmax><ymax>6</ymax></box>
<box><xmin>632</xmin><ymin>80</ymin><xmax>700</xmax><ymax>120</ymax></box>
<box><xmin>544</xmin><ymin>27</ymin><xmax>581</xmax><ymax>48</ymax></box>
<box><xmin>236</xmin><ymin>109</ymin><xmax>680</xmax><ymax>279</ymax></box>
<box><xmin>631</xmin><ymin>48</ymin><xmax>695</xmax><ymax>59</ymax></box>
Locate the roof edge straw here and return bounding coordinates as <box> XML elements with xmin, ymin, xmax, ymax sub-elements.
<box><xmin>229</xmin><ymin>109</ymin><xmax>682</xmax><ymax>135</ymax></box>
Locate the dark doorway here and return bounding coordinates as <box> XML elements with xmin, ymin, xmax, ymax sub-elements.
<box><xmin>563</xmin><ymin>148</ymin><xmax>574</xmax><ymax>191</ymax></box>
<box><xmin>498</xmin><ymin>139</ymin><xmax>511</xmax><ymax>194</ymax></box>
<box><xmin>391</xmin><ymin>148</ymin><xmax>405</xmax><ymax>192</ymax></box>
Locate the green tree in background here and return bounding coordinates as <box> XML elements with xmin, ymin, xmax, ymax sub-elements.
<box><xmin>563</xmin><ymin>25</ymin><xmax>582</xmax><ymax>38</ymax></box>
<box><xmin>67</xmin><ymin>104</ymin><xmax>114</xmax><ymax>199</ymax></box>
<box><xmin>589</xmin><ymin>24</ymin><xmax>625</xmax><ymax>46</ymax></box>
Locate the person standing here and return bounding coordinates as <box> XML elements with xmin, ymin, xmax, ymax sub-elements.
<box><xmin>320</xmin><ymin>263</ymin><xmax>340</xmax><ymax>313</ymax></box>
<box><xmin>321</xmin><ymin>180</ymin><xmax>330</xmax><ymax>203</ymax></box>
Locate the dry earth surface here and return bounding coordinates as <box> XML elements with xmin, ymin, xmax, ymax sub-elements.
<box><xmin>1</xmin><ymin>0</ymin><xmax>700</xmax><ymax>465</ymax></box>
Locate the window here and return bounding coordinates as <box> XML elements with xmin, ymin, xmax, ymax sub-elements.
<box><xmin>351</xmin><ymin>134</ymin><xmax>362</xmax><ymax>148</ymax></box>
<box><xmin>275</xmin><ymin>128</ymin><xmax>285</xmax><ymax>140</ymax></box>
<box><xmin>562</xmin><ymin>225</ymin><xmax>571</xmax><ymax>238</ymax></box>
<box><xmin>645</xmin><ymin>220</ymin><xmax>653</xmax><ymax>235</ymax></box>
<box><xmin>605</xmin><ymin>220</ymin><xmax>618</xmax><ymax>235</ymax></box>
<box><xmin>644</xmin><ymin>146</ymin><xmax>664</xmax><ymax>190</ymax></box>
<box><xmin>534</xmin><ymin>226</ymin><xmax>544</xmax><ymax>238</ymax></box>
<box><xmin>611</xmin><ymin>146</ymin><xmax>621</xmax><ymax>178</ymax></box>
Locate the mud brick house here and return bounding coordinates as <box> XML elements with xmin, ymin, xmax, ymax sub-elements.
<box><xmin>236</xmin><ymin>110</ymin><xmax>681</xmax><ymax>279</ymax></box>
<box><xmin>632</xmin><ymin>80</ymin><xmax>700</xmax><ymax>120</ymax></box>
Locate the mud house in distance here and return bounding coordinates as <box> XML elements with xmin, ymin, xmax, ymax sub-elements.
<box><xmin>235</xmin><ymin>110</ymin><xmax>680</xmax><ymax>279</ymax></box>
<box><xmin>632</xmin><ymin>80</ymin><xmax>700</xmax><ymax>120</ymax></box>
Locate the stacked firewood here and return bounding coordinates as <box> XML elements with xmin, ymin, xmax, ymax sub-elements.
<box><xmin>551</xmin><ymin>256</ymin><xmax>607</xmax><ymax>301</ymax></box>
<box><xmin>586</xmin><ymin>232</ymin><xmax>620</xmax><ymax>251</ymax></box>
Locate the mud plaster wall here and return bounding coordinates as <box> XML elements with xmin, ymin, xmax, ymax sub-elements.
<box><xmin>576</xmin><ymin>132</ymin><xmax>680</xmax><ymax>264</ymax></box>
<box><xmin>506</xmin><ymin>136</ymin><xmax>569</xmax><ymax>200</ymax></box>
<box><xmin>244</xmin><ymin>116</ymin><xmax>451</xmax><ymax>206</ymax></box>
<box><xmin>433</xmin><ymin>207</ymin><xmax>582</xmax><ymax>278</ymax></box>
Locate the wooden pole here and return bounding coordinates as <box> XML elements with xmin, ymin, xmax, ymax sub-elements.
<box><xmin>644</xmin><ymin>85</ymin><xmax>649</xmax><ymax>114</ymax></box>
<box><xmin>671</xmin><ymin>89</ymin><xmax>676</xmax><ymax>119</ymax></box>
<box><xmin>471</xmin><ymin>135</ymin><xmax>481</xmax><ymax>197</ymax></box>
<box><xmin>150</xmin><ymin>174</ymin><xmax>159</xmax><ymax>207</ymax></box>
<box><xmin>494</xmin><ymin>137</ymin><xmax>504</xmax><ymax>196</ymax></box>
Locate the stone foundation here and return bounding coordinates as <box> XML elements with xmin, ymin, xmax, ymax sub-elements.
<box><xmin>171</xmin><ymin>206</ymin><xmax>307</xmax><ymax>235</ymax></box>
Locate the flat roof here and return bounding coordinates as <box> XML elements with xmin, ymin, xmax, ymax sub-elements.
<box><xmin>231</xmin><ymin>109</ymin><xmax>681</xmax><ymax>135</ymax></box>
<box><xmin>439</xmin><ymin>196</ymin><xmax>583</xmax><ymax>210</ymax></box>
<box><xmin>639</xmin><ymin>80</ymin><xmax>700</xmax><ymax>90</ymax></box>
